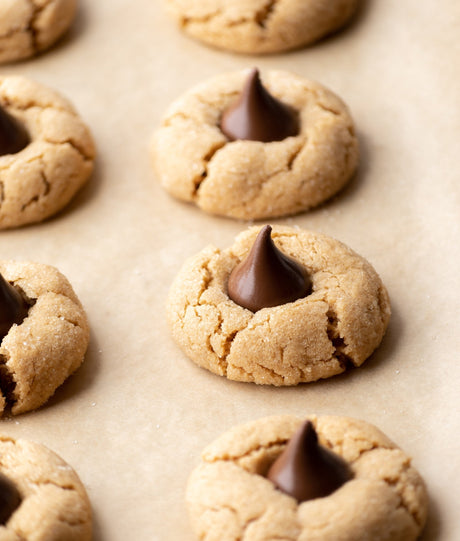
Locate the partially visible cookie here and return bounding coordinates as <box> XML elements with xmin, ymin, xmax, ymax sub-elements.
<box><xmin>187</xmin><ymin>415</ymin><xmax>428</xmax><ymax>541</ymax></box>
<box><xmin>0</xmin><ymin>0</ymin><xmax>77</xmax><ymax>64</ymax></box>
<box><xmin>165</xmin><ymin>0</ymin><xmax>359</xmax><ymax>54</ymax></box>
<box><xmin>151</xmin><ymin>69</ymin><xmax>358</xmax><ymax>220</ymax></box>
<box><xmin>0</xmin><ymin>75</ymin><xmax>95</xmax><ymax>229</ymax></box>
<box><xmin>0</xmin><ymin>434</ymin><xmax>92</xmax><ymax>540</ymax></box>
<box><xmin>167</xmin><ymin>225</ymin><xmax>390</xmax><ymax>385</ymax></box>
<box><xmin>0</xmin><ymin>260</ymin><xmax>89</xmax><ymax>415</ymax></box>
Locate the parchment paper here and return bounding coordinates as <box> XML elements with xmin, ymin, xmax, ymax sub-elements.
<box><xmin>1</xmin><ymin>1</ymin><xmax>459</xmax><ymax>539</ymax></box>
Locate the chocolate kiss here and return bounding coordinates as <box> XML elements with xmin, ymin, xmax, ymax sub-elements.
<box><xmin>0</xmin><ymin>105</ymin><xmax>30</xmax><ymax>157</ymax></box>
<box><xmin>0</xmin><ymin>273</ymin><xmax>29</xmax><ymax>341</ymax></box>
<box><xmin>0</xmin><ymin>472</ymin><xmax>21</xmax><ymax>525</ymax></box>
<box><xmin>267</xmin><ymin>421</ymin><xmax>352</xmax><ymax>503</ymax></box>
<box><xmin>220</xmin><ymin>68</ymin><xmax>299</xmax><ymax>142</ymax></box>
<box><xmin>227</xmin><ymin>225</ymin><xmax>311</xmax><ymax>312</ymax></box>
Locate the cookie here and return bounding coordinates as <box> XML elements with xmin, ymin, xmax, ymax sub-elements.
<box><xmin>186</xmin><ymin>415</ymin><xmax>428</xmax><ymax>541</ymax></box>
<box><xmin>0</xmin><ymin>260</ymin><xmax>89</xmax><ymax>416</ymax></box>
<box><xmin>165</xmin><ymin>0</ymin><xmax>359</xmax><ymax>54</ymax></box>
<box><xmin>0</xmin><ymin>0</ymin><xmax>77</xmax><ymax>64</ymax></box>
<box><xmin>167</xmin><ymin>225</ymin><xmax>390</xmax><ymax>385</ymax></box>
<box><xmin>0</xmin><ymin>75</ymin><xmax>95</xmax><ymax>230</ymax></box>
<box><xmin>0</xmin><ymin>434</ymin><xmax>91</xmax><ymax>540</ymax></box>
<box><xmin>151</xmin><ymin>69</ymin><xmax>358</xmax><ymax>220</ymax></box>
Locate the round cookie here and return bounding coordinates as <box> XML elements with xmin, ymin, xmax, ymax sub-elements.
<box><xmin>0</xmin><ymin>0</ymin><xmax>77</xmax><ymax>64</ymax></box>
<box><xmin>165</xmin><ymin>0</ymin><xmax>359</xmax><ymax>54</ymax></box>
<box><xmin>151</xmin><ymin>69</ymin><xmax>358</xmax><ymax>220</ymax></box>
<box><xmin>0</xmin><ymin>75</ymin><xmax>95</xmax><ymax>229</ymax></box>
<box><xmin>0</xmin><ymin>260</ymin><xmax>89</xmax><ymax>415</ymax></box>
<box><xmin>0</xmin><ymin>434</ymin><xmax>91</xmax><ymax>540</ymax></box>
<box><xmin>167</xmin><ymin>225</ymin><xmax>390</xmax><ymax>385</ymax></box>
<box><xmin>186</xmin><ymin>415</ymin><xmax>428</xmax><ymax>541</ymax></box>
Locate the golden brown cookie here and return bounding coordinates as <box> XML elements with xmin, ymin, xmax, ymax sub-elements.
<box><xmin>0</xmin><ymin>434</ymin><xmax>92</xmax><ymax>540</ymax></box>
<box><xmin>0</xmin><ymin>0</ymin><xmax>77</xmax><ymax>64</ymax></box>
<box><xmin>0</xmin><ymin>75</ymin><xmax>95</xmax><ymax>230</ymax></box>
<box><xmin>151</xmin><ymin>69</ymin><xmax>358</xmax><ymax>220</ymax></box>
<box><xmin>167</xmin><ymin>225</ymin><xmax>390</xmax><ymax>385</ymax></box>
<box><xmin>165</xmin><ymin>0</ymin><xmax>359</xmax><ymax>54</ymax></box>
<box><xmin>187</xmin><ymin>415</ymin><xmax>428</xmax><ymax>541</ymax></box>
<box><xmin>0</xmin><ymin>260</ymin><xmax>89</xmax><ymax>416</ymax></box>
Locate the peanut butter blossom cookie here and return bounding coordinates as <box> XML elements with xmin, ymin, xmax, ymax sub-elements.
<box><xmin>0</xmin><ymin>75</ymin><xmax>95</xmax><ymax>229</ymax></box>
<box><xmin>165</xmin><ymin>0</ymin><xmax>359</xmax><ymax>54</ymax></box>
<box><xmin>0</xmin><ymin>434</ymin><xmax>92</xmax><ymax>540</ymax></box>
<box><xmin>167</xmin><ymin>225</ymin><xmax>390</xmax><ymax>385</ymax></box>
<box><xmin>0</xmin><ymin>0</ymin><xmax>77</xmax><ymax>64</ymax></box>
<box><xmin>0</xmin><ymin>261</ymin><xmax>89</xmax><ymax>415</ymax></box>
<box><xmin>187</xmin><ymin>415</ymin><xmax>428</xmax><ymax>541</ymax></box>
<box><xmin>151</xmin><ymin>69</ymin><xmax>358</xmax><ymax>220</ymax></box>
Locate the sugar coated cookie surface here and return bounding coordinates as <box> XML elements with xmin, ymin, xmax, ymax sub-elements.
<box><xmin>0</xmin><ymin>434</ymin><xmax>92</xmax><ymax>540</ymax></box>
<box><xmin>151</xmin><ymin>69</ymin><xmax>358</xmax><ymax>220</ymax></box>
<box><xmin>187</xmin><ymin>415</ymin><xmax>428</xmax><ymax>541</ymax></box>
<box><xmin>0</xmin><ymin>0</ymin><xmax>77</xmax><ymax>63</ymax></box>
<box><xmin>0</xmin><ymin>261</ymin><xmax>89</xmax><ymax>415</ymax></box>
<box><xmin>0</xmin><ymin>75</ymin><xmax>95</xmax><ymax>229</ymax></box>
<box><xmin>165</xmin><ymin>0</ymin><xmax>359</xmax><ymax>54</ymax></box>
<box><xmin>167</xmin><ymin>225</ymin><xmax>390</xmax><ymax>385</ymax></box>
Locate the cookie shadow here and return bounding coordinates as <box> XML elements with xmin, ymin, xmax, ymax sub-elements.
<box><xmin>339</xmin><ymin>0</ymin><xmax>373</xmax><ymax>34</ymax></box>
<box><xmin>39</xmin><ymin>1</ymin><xmax>89</xmax><ymax>59</ymax></box>
<box><xmin>90</xmin><ymin>509</ymin><xmax>105</xmax><ymax>541</ymax></box>
<box><xmin>264</xmin><ymin>128</ymin><xmax>369</xmax><ymax>227</ymax></box>
<box><xmin>35</xmin><ymin>328</ymin><xmax>102</xmax><ymax>412</ymax></box>
<box><xmin>68</xmin><ymin>155</ymin><xmax>104</xmax><ymax>212</ymax></box>
<box><xmin>344</xmin><ymin>300</ymin><xmax>404</xmax><ymax>381</ymax></box>
<box><xmin>313</xmin><ymin>0</ymin><xmax>374</xmax><ymax>47</ymax></box>
<box><xmin>329</xmin><ymin>128</ymin><xmax>370</xmax><ymax>207</ymax></box>
<box><xmin>420</xmin><ymin>494</ymin><xmax>442</xmax><ymax>541</ymax></box>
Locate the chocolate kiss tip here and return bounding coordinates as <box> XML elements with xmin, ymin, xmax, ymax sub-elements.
<box><xmin>0</xmin><ymin>273</ymin><xmax>29</xmax><ymax>341</ymax></box>
<box><xmin>227</xmin><ymin>225</ymin><xmax>311</xmax><ymax>312</ymax></box>
<box><xmin>267</xmin><ymin>420</ymin><xmax>352</xmax><ymax>503</ymax></box>
<box><xmin>0</xmin><ymin>105</ymin><xmax>30</xmax><ymax>157</ymax></box>
<box><xmin>220</xmin><ymin>68</ymin><xmax>299</xmax><ymax>142</ymax></box>
<box><xmin>0</xmin><ymin>472</ymin><xmax>21</xmax><ymax>525</ymax></box>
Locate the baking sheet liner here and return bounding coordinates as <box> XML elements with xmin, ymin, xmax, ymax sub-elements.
<box><xmin>0</xmin><ymin>1</ymin><xmax>459</xmax><ymax>539</ymax></box>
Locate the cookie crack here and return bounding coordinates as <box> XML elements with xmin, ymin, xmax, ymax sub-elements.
<box><xmin>18</xmin><ymin>162</ymin><xmax>50</xmax><ymax>213</ymax></box>
<box><xmin>255</xmin><ymin>0</ymin><xmax>277</xmax><ymax>29</ymax></box>
<box><xmin>56</xmin><ymin>314</ymin><xmax>81</xmax><ymax>328</ymax></box>
<box><xmin>37</xmin><ymin>479</ymin><xmax>78</xmax><ymax>492</ymax></box>
<box><xmin>0</xmin><ymin>352</ymin><xmax>18</xmax><ymax>413</ymax></box>
<box><xmin>234</xmin><ymin>440</ymin><xmax>289</xmax><ymax>465</ymax></box>
<box><xmin>180</xmin><ymin>9</ymin><xmax>222</xmax><ymax>28</ymax></box>
<box><xmin>26</xmin><ymin>0</ymin><xmax>54</xmax><ymax>53</ymax></box>
<box><xmin>25</xmin><ymin>0</ymin><xmax>40</xmax><ymax>52</ymax></box>
<box><xmin>240</xmin><ymin>508</ymin><xmax>298</xmax><ymax>541</ymax></box>
<box><xmin>316</xmin><ymin>101</ymin><xmax>341</xmax><ymax>116</ymax></box>
<box><xmin>193</xmin><ymin>141</ymin><xmax>226</xmax><ymax>197</ymax></box>
<box><xmin>0</xmin><ymin>98</ymin><xmax>78</xmax><ymax>117</ymax></box>
<box><xmin>0</xmin><ymin>27</ymin><xmax>27</xmax><ymax>40</ymax></box>
<box><xmin>223</xmin><ymin>141</ymin><xmax>305</xmax><ymax>214</ymax></box>
<box><xmin>9</xmin><ymin>530</ymin><xmax>26</xmax><ymax>541</ymax></box>
<box><xmin>326</xmin><ymin>308</ymin><xmax>355</xmax><ymax>370</ymax></box>
<box><xmin>239</xmin><ymin>514</ymin><xmax>262</xmax><ymax>541</ymax></box>
<box><xmin>382</xmin><ymin>458</ymin><xmax>423</xmax><ymax>527</ymax></box>
<box><xmin>59</xmin><ymin>138</ymin><xmax>93</xmax><ymax>162</ymax></box>
<box><xmin>286</xmin><ymin>143</ymin><xmax>304</xmax><ymax>171</ymax></box>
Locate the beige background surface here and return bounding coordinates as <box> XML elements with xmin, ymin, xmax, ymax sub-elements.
<box><xmin>0</xmin><ymin>1</ymin><xmax>459</xmax><ymax>539</ymax></box>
